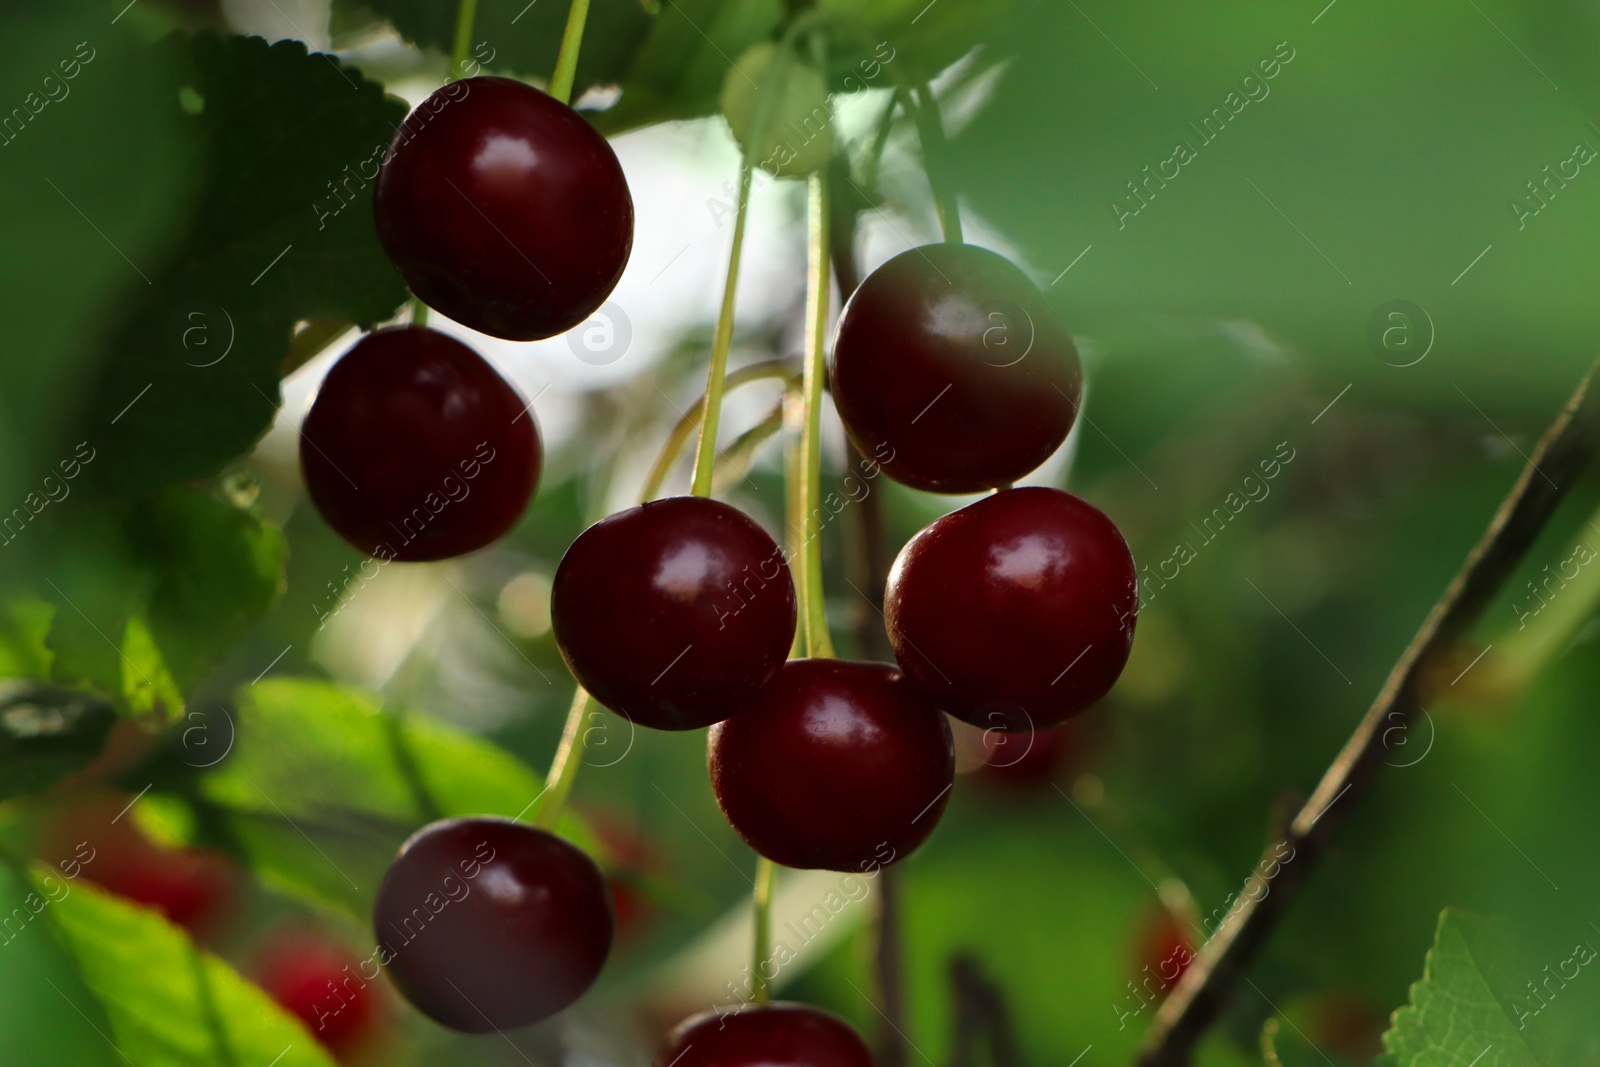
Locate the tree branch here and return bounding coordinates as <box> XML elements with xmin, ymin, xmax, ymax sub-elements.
<box><xmin>1137</xmin><ymin>360</ymin><xmax>1600</xmax><ymax>1065</ymax></box>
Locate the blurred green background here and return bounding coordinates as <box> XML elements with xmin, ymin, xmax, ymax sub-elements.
<box><xmin>2</xmin><ymin>0</ymin><xmax>1600</xmax><ymax>1064</ymax></box>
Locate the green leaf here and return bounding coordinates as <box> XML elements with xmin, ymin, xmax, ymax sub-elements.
<box><xmin>596</xmin><ymin>0</ymin><xmax>783</xmax><ymax>134</ymax></box>
<box><xmin>31</xmin><ymin>863</ymin><xmax>338</xmax><ymax>1067</ymax></box>
<box><xmin>43</xmin><ymin>489</ymin><xmax>286</xmax><ymax>717</ymax></box>
<box><xmin>81</xmin><ymin>34</ymin><xmax>409</xmax><ymax>496</ymax></box>
<box><xmin>196</xmin><ymin>677</ymin><xmax>585</xmax><ymax>918</ymax></box>
<box><xmin>354</xmin><ymin>0</ymin><xmax>653</xmax><ymax>94</ymax></box>
<box><xmin>131</xmin><ymin>486</ymin><xmax>288</xmax><ymax>691</ymax></box>
<box><xmin>0</xmin><ymin>597</ymin><xmax>54</xmax><ymax>678</ymax></box>
<box><xmin>0</xmin><ymin>3</ymin><xmax>198</xmax><ymax>513</ymax></box>
<box><xmin>818</xmin><ymin>0</ymin><xmax>1019</xmax><ymax>83</ymax></box>
<box><xmin>0</xmin><ymin>860</ymin><xmax>118</xmax><ymax>1067</ymax></box>
<box><xmin>0</xmin><ymin>681</ymin><xmax>114</xmax><ymax>800</ymax></box>
<box><xmin>1381</xmin><ymin>910</ymin><xmax>1543</xmax><ymax>1067</ymax></box>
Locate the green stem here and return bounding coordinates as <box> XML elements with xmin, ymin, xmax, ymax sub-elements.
<box><xmin>752</xmin><ymin>856</ymin><xmax>777</xmax><ymax>1004</ymax></box>
<box><xmin>688</xmin><ymin>46</ymin><xmax>794</xmax><ymax>498</ymax></box>
<box><xmin>533</xmin><ymin>686</ymin><xmax>592</xmax><ymax>830</ymax></box>
<box><xmin>645</xmin><ymin>361</ymin><xmax>795</xmax><ymax>503</ymax></box>
<box><xmin>860</xmin><ymin>91</ymin><xmax>902</xmax><ymax>201</ymax></box>
<box><xmin>910</xmin><ymin>84</ymin><xmax>963</xmax><ymax>245</ymax></box>
<box><xmin>548</xmin><ymin>0</ymin><xmax>594</xmax><ymax>105</ymax></box>
<box><xmin>410</xmin><ymin>298</ymin><xmax>428</xmax><ymax>327</ymax></box>
<box><xmin>449</xmin><ymin>0</ymin><xmax>480</xmax><ymax>79</ymax></box>
<box><xmin>798</xmin><ymin>170</ymin><xmax>836</xmax><ymax>659</ymax></box>
<box><xmin>689</xmin><ymin>164</ymin><xmax>754</xmax><ymax>498</ymax></box>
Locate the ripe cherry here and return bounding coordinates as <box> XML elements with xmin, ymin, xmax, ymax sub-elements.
<box><xmin>255</xmin><ymin>929</ymin><xmax>383</xmax><ymax>1056</ymax></box>
<box><xmin>372</xmin><ymin>817</ymin><xmax>612</xmax><ymax>1032</ymax></box>
<box><xmin>885</xmin><ymin>487</ymin><xmax>1136</xmax><ymax>731</ymax></box>
<box><xmin>300</xmin><ymin>327</ymin><xmax>540</xmax><ymax>562</ymax></box>
<box><xmin>551</xmin><ymin>496</ymin><xmax>796</xmax><ymax>731</ymax></box>
<box><xmin>708</xmin><ymin>659</ymin><xmax>954</xmax><ymax>871</ymax></box>
<box><xmin>1134</xmin><ymin>907</ymin><xmax>1195</xmax><ymax>998</ymax></box>
<box><xmin>829</xmin><ymin>244</ymin><xmax>1082</xmax><ymax>493</ymax></box>
<box><xmin>654</xmin><ymin>1003</ymin><xmax>873</xmax><ymax>1067</ymax></box>
<box><xmin>374</xmin><ymin>76</ymin><xmax>633</xmax><ymax>341</ymax></box>
<box><xmin>45</xmin><ymin>794</ymin><xmax>236</xmax><ymax>937</ymax></box>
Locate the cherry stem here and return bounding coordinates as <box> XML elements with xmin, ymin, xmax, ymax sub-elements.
<box><xmin>798</xmin><ymin>168</ymin><xmax>836</xmax><ymax>659</ymax></box>
<box><xmin>532</xmin><ymin>686</ymin><xmax>592</xmax><ymax>830</ymax></box>
<box><xmin>643</xmin><ymin>361</ymin><xmax>796</xmax><ymax>503</ymax></box>
<box><xmin>548</xmin><ymin>0</ymin><xmax>593</xmax><ymax>105</ymax></box>
<box><xmin>751</xmin><ymin>856</ymin><xmax>776</xmax><ymax>1004</ymax></box>
<box><xmin>448</xmin><ymin>0</ymin><xmax>480</xmax><ymax>79</ymax></box>
<box><xmin>909</xmin><ymin>84</ymin><xmax>963</xmax><ymax>246</ymax></box>
<box><xmin>410</xmin><ymin>298</ymin><xmax>428</xmax><ymax>327</ymax></box>
<box><xmin>688</xmin><ymin>47</ymin><xmax>795</xmax><ymax>498</ymax></box>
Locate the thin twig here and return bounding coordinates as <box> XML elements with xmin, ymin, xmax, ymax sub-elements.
<box><xmin>1138</xmin><ymin>359</ymin><xmax>1600</xmax><ymax>1065</ymax></box>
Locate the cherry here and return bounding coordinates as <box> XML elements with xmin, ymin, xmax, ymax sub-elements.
<box><xmin>372</xmin><ymin>817</ymin><xmax>612</xmax><ymax>1032</ymax></box>
<box><xmin>374</xmin><ymin>76</ymin><xmax>633</xmax><ymax>341</ymax></box>
<box><xmin>885</xmin><ymin>487</ymin><xmax>1136</xmax><ymax>731</ymax></box>
<box><xmin>829</xmin><ymin>244</ymin><xmax>1082</xmax><ymax>493</ymax></box>
<box><xmin>708</xmin><ymin>659</ymin><xmax>954</xmax><ymax>871</ymax></box>
<box><xmin>551</xmin><ymin>496</ymin><xmax>796</xmax><ymax>731</ymax></box>
<box><xmin>44</xmin><ymin>794</ymin><xmax>236</xmax><ymax>937</ymax></box>
<box><xmin>1134</xmin><ymin>908</ymin><xmax>1195</xmax><ymax>997</ymax></box>
<box><xmin>254</xmin><ymin>929</ymin><xmax>383</xmax><ymax>1056</ymax></box>
<box><xmin>654</xmin><ymin>1003</ymin><xmax>873</xmax><ymax>1067</ymax></box>
<box><xmin>300</xmin><ymin>326</ymin><xmax>540</xmax><ymax>562</ymax></box>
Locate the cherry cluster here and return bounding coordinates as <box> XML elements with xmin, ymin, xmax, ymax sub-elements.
<box><xmin>298</xmin><ymin>55</ymin><xmax>1137</xmax><ymax>1067</ymax></box>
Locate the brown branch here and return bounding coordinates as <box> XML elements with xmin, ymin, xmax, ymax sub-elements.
<box><xmin>1137</xmin><ymin>360</ymin><xmax>1600</xmax><ymax>1065</ymax></box>
<box><xmin>949</xmin><ymin>954</ymin><xmax>1025</xmax><ymax>1067</ymax></box>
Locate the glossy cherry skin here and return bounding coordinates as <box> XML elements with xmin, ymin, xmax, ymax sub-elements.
<box><xmin>551</xmin><ymin>496</ymin><xmax>796</xmax><ymax>730</ymax></box>
<box><xmin>885</xmin><ymin>487</ymin><xmax>1137</xmax><ymax>731</ymax></box>
<box><xmin>300</xmin><ymin>327</ymin><xmax>540</xmax><ymax>562</ymax></box>
<box><xmin>374</xmin><ymin>76</ymin><xmax>633</xmax><ymax>340</ymax></box>
<box><xmin>829</xmin><ymin>244</ymin><xmax>1082</xmax><ymax>493</ymax></box>
<box><xmin>708</xmin><ymin>659</ymin><xmax>954</xmax><ymax>871</ymax></box>
<box><xmin>654</xmin><ymin>1003</ymin><xmax>874</xmax><ymax>1067</ymax></box>
<box><xmin>255</xmin><ymin>930</ymin><xmax>383</xmax><ymax>1054</ymax></box>
<box><xmin>372</xmin><ymin>817</ymin><xmax>612</xmax><ymax>1032</ymax></box>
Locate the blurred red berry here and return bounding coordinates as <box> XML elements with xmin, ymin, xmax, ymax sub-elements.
<box><xmin>1134</xmin><ymin>907</ymin><xmax>1196</xmax><ymax>999</ymax></box>
<box><xmin>1307</xmin><ymin>991</ymin><xmax>1386</xmax><ymax>1060</ymax></box>
<box><xmin>43</xmin><ymin>793</ymin><xmax>236</xmax><ymax>937</ymax></box>
<box><xmin>255</xmin><ymin>930</ymin><xmax>383</xmax><ymax>1057</ymax></box>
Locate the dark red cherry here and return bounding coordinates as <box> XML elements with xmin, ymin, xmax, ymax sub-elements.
<box><xmin>708</xmin><ymin>659</ymin><xmax>954</xmax><ymax>871</ymax></box>
<box><xmin>372</xmin><ymin>817</ymin><xmax>612</xmax><ymax>1032</ymax></box>
<box><xmin>654</xmin><ymin>1003</ymin><xmax>874</xmax><ymax>1067</ymax></box>
<box><xmin>300</xmin><ymin>326</ymin><xmax>540</xmax><ymax>562</ymax></box>
<box><xmin>886</xmin><ymin>487</ymin><xmax>1136</xmax><ymax>731</ymax></box>
<box><xmin>551</xmin><ymin>496</ymin><xmax>796</xmax><ymax>731</ymax></box>
<box><xmin>255</xmin><ymin>929</ymin><xmax>383</xmax><ymax>1054</ymax></box>
<box><xmin>829</xmin><ymin>243</ymin><xmax>1082</xmax><ymax>493</ymax></box>
<box><xmin>374</xmin><ymin>76</ymin><xmax>633</xmax><ymax>340</ymax></box>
